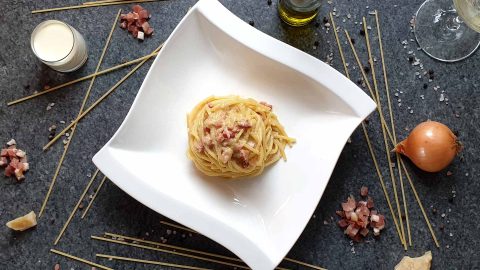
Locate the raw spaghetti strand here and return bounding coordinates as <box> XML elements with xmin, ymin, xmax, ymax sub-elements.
<box><xmin>158</xmin><ymin>222</ymin><xmax>326</xmax><ymax>270</ymax></box>
<box><xmin>344</xmin><ymin>30</ymin><xmax>395</xmax><ymax>145</ymax></box>
<box><xmin>187</xmin><ymin>96</ymin><xmax>295</xmax><ymax>178</ymax></box>
<box><xmin>330</xmin><ymin>16</ymin><xmax>403</xmax><ymax>245</ymax></box>
<box><xmin>374</xmin><ymin>10</ymin><xmax>412</xmax><ymax>246</ymax></box>
<box><xmin>96</xmin><ymin>254</ymin><xmax>212</xmax><ymax>270</ymax></box>
<box><xmin>400</xmin><ymin>159</ymin><xmax>440</xmax><ymax>247</ymax></box>
<box><xmin>91</xmin><ymin>236</ymin><xmax>250</xmax><ymax>269</ymax></box>
<box><xmin>32</xmin><ymin>0</ymin><xmax>160</xmax><ymax>14</ymax></box>
<box><xmin>50</xmin><ymin>249</ymin><xmax>113</xmax><ymax>270</ymax></box>
<box><xmin>39</xmin><ymin>10</ymin><xmax>120</xmax><ymax>217</ymax></box>
<box><xmin>54</xmin><ymin>169</ymin><xmax>100</xmax><ymax>245</ymax></box>
<box><xmin>81</xmin><ymin>175</ymin><xmax>107</xmax><ymax>219</ymax></box>
<box><xmin>362</xmin><ymin>17</ymin><xmax>406</xmax><ymax>250</ymax></box>
<box><xmin>7</xmin><ymin>52</ymin><xmax>159</xmax><ymax>106</ymax></box>
<box><xmin>329</xmin><ymin>12</ymin><xmax>349</xmax><ymax>79</ymax></box>
<box><xmin>43</xmin><ymin>43</ymin><xmax>163</xmax><ymax>150</ymax></box>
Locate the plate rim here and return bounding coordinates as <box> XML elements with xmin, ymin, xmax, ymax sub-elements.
<box><xmin>94</xmin><ymin>0</ymin><xmax>376</xmax><ymax>269</ymax></box>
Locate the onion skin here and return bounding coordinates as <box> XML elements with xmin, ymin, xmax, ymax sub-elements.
<box><xmin>394</xmin><ymin>121</ymin><xmax>462</xmax><ymax>172</ymax></box>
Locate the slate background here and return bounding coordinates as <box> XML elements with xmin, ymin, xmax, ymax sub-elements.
<box><xmin>0</xmin><ymin>0</ymin><xmax>478</xmax><ymax>269</ymax></box>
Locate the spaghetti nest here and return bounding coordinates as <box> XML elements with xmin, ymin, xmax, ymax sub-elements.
<box><xmin>187</xmin><ymin>96</ymin><xmax>295</xmax><ymax>178</ymax></box>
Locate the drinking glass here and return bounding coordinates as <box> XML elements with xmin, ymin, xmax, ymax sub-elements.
<box><xmin>414</xmin><ymin>0</ymin><xmax>480</xmax><ymax>62</ymax></box>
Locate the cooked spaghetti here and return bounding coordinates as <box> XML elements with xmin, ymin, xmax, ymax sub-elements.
<box><xmin>187</xmin><ymin>96</ymin><xmax>295</xmax><ymax>178</ymax></box>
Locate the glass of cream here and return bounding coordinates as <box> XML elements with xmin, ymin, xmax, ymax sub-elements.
<box><xmin>31</xmin><ymin>20</ymin><xmax>88</xmax><ymax>72</ymax></box>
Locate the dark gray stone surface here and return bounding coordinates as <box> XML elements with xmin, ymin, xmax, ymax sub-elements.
<box><xmin>1</xmin><ymin>0</ymin><xmax>479</xmax><ymax>269</ymax></box>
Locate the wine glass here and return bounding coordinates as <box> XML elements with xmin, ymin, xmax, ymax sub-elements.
<box><xmin>414</xmin><ymin>0</ymin><xmax>480</xmax><ymax>62</ymax></box>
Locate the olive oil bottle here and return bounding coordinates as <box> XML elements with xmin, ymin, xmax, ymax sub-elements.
<box><xmin>278</xmin><ymin>0</ymin><xmax>321</xmax><ymax>26</ymax></box>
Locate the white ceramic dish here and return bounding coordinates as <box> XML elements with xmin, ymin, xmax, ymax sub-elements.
<box><xmin>93</xmin><ymin>0</ymin><xmax>376</xmax><ymax>269</ymax></box>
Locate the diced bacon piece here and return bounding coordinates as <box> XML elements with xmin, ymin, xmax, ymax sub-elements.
<box><xmin>15</xmin><ymin>150</ymin><xmax>26</xmax><ymax>158</ymax></box>
<box><xmin>374</xmin><ymin>214</ymin><xmax>385</xmax><ymax>230</ymax></box>
<box><xmin>194</xmin><ymin>142</ymin><xmax>204</xmax><ymax>153</ymax></box>
<box><xmin>237</xmin><ymin>120</ymin><xmax>251</xmax><ymax>129</ymax></box>
<box><xmin>360</xmin><ymin>186</ymin><xmax>368</xmax><ymax>197</ymax></box>
<box><xmin>9</xmin><ymin>158</ymin><xmax>19</xmax><ymax>169</ymax></box>
<box><xmin>350</xmin><ymin>212</ymin><xmax>358</xmax><ymax>222</ymax></box>
<box><xmin>5</xmin><ymin>165</ymin><xmax>15</xmax><ymax>177</ymax></box>
<box><xmin>0</xmin><ymin>157</ymin><xmax>7</xmax><ymax>167</ymax></box>
<box><xmin>260</xmin><ymin>101</ymin><xmax>272</xmax><ymax>110</ymax></box>
<box><xmin>236</xmin><ymin>149</ymin><xmax>250</xmax><ymax>168</ymax></box>
<box><xmin>132</xmin><ymin>12</ymin><xmax>139</xmax><ymax>20</ymax></box>
<box><xmin>366</xmin><ymin>196</ymin><xmax>374</xmax><ymax>209</ymax></box>
<box><xmin>126</xmin><ymin>12</ymin><xmax>135</xmax><ymax>22</ymax></box>
<box><xmin>139</xmin><ymin>9</ymin><xmax>149</xmax><ymax>19</ymax></box>
<box><xmin>341</xmin><ymin>196</ymin><xmax>356</xmax><ymax>212</ymax></box>
<box><xmin>352</xmin><ymin>233</ymin><xmax>362</xmax><ymax>242</ymax></box>
<box><xmin>120</xmin><ymin>14</ymin><xmax>127</xmax><ymax>20</ymax></box>
<box><xmin>344</xmin><ymin>210</ymin><xmax>352</xmax><ymax>219</ymax></box>
<box><xmin>371</xmin><ymin>214</ymin><xmax>380</xmax><ymax>223</ymax></box>
<box><xmin>132</xmin><ymin>4</ymin><xmax>144</xmax><ymax>13</ymax></box>
<box><xmin>132</xmin><ymin>28</ymin><xmax>139</xmax><ymax>38</ymax></box>
<box><xmin>1</xmin><ymin>149</ymin><xmax>7</xmax><ymax>157</ymax></box>
<box><xmin>357</xmin><ymin>200</ymin><xmax>367</xmax><ymax>208</ymax></box>
<box><xmin>7</xmin><ymin>148</ymin><xmax>17</xmax><ymax>158</ymax></box>
<box><xmin>120</xmin><ymin>21</ymin><xmax>127</xmax><ymax>29</ymax></box>
<box><xmin>345</xmin><ymin>224</ymin><xmax>359</xmax><ymax>238</ymax></box>
<box><xmin>202</xmin><ymin>134</ymin><xmax>213</xmax><ymax>147</ymax></box>
<box><xmin>145</xmin><ymin>27</ymin><xmax>154</xmax><ymax>35</ymax></box>
<box><xmin>356</xmin><ymin>220</ymin><xmax>368</xmax><ymax>228</ymax></box>
<box><xmin>360</xmin><ymin>227</ymin><xmax>369</xmax><ymax>237</ymax></box>
<box><xmin>337</xmin><ymin>219</ymin><xmax>348</xmax><ymax>228</ymax></box>
<box><xmin>14</xmin><ymin>168</ymin><xmax>25</xmax><ymax>181</ymax></box>
<box><xmin>204</xmin><ymin>126</ymin><xmax>211</xmax><ymax>133</ymax></box>
<box><xmin>373</xmin><ymin>227</ymin><xmax>380</xmax><ymax>236</ymax></box>
<box><xmin>135</xmin><ymin>18</ymin><xmax>146</xmax><ymax>27</ymax></box>
<box><xmin>222</xmin><ymin>128</ymin><xmax>233</xmax><ymax>139</ymax></box>
<box><xmin>335</xmin><ymin>210</ymin><xmax>345</xmax><ymax>218</ymax></box>
<box><xmin>355</xmin><ymin>205</ymin><xmax>370</xmax><ymax>217</ymax></box>
<box><xmin>6</xmin><ymin>139</ymin><xmax>16</xmax><ymax>146</ymax></box>
<box><xmin>216</xmin><ymin>132</ymin><xmax>225</xmax><ymax>143</ymax></box>
<box><xmin>127</xmin><ymin>24</ymin><xmax>136</xmax><ymax>33</ymax></box>
<box><xmin>220</xmin><ymin>147</ymin><xmax>233</xmax><ymax>164</ymax></box>
<box><xmin>22</xmin><ymin>163</ymin><xmax>29</xmax><ymax>171</ymax></box>
<box><xmin>141</xmin><ymin>21</ymin><xmax>150</xmax><ymax>32</ymax></box>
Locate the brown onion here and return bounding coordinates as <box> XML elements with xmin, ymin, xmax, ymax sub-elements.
<box><xmin>394</xmin><ymin>121</ymin><xmax>462</xmax><ymax>172</ymax></box>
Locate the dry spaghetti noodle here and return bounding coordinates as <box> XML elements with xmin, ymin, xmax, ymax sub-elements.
<box><xmin>187</xmin><ymin>96</ymin><xmax>295</xmax><ymax>178</ymax></box>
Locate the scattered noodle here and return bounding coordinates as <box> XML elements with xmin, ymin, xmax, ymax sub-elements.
<box><xmin>344</xmin><ymin>30</ymin><xmax>395</xmax><ymax>145</ymax></box>
<box><xmin>159</xmin><ymin>221</ymin><xmax>325</xmax><ymax>270</ymax></box>
<box><xmin>362</xmin><ymin>17</ymin><xmax>406</xmax><ymax>250</ymax></box>
<box><xmin>32</xmin><ymin>0</ymin><xmax>159</xmax><ymax>14</ymax></box>
<box><xmin>7</xmin><ymin>52</ymin><xmax>159</xmax><ymax>106</ymax></box>
<box><xmin>39</xmin><ymin>11</ymin><xmax>120</xmax><ymax>217</ymax></box>
<box><xmin>50</xmin><ymin>249</ymin><xmax>113</xmax><ymax>270</ymax></box>
<box><xmin>401</xmin><ymin>160</ymin><xmax>440</xmax><ymax>247</ymax></box>
<box><xmin>374</xmin><ymin>10</ymin><xmax>412</xmax><ymax>246</ymax></box>
<box><xmin>91</xmin><ymin>236</ymin><xmax>250</xmax><ymax>269</ymax></box>
<box><xmin>187</xmin><ymin>96</ymin><xmax>295</xmax><ymax>178</ymax></box>
<box><xmin>96</xmin><ymin>254</ymin><xmax>212</xmax><ymax>270</ymax></box>
<box><xmin>81</xmin><ymin>176</ymin><xmax>107</xmax><ymax>219</ymax></box>
<box><xmin>42</xmin><ymin>43</ymin><xmax>164</xmax><ymax>150</ymax></box>
<box><xmin>54</xmin><ymin>169</ymin><xmax>100</xmax><ymax>245</ymax></box>
<box><xmin>330</xmin><ymin>15</ymin><xmax>404</xmax><ymax>245</ymax></box>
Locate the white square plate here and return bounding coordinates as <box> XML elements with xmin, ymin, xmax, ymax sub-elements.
<box><xmin>93</xmin><ymin>0</ymin><xmax>376</xmax><ymax>269</ymax></box>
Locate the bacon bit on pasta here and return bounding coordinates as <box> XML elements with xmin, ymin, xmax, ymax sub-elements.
<box><xmin>260</xmin><ymin>101</ymin><xmax>272</xmax><ymax>110</ymax></box>
<box><xmin>1</xmin><ymin>139</ymin><xmax>29</xmax><ymax>181</ymax></box>
<box><xmin>120</xmin><ymin>5</ymin><xmax>154</xmax><ymax>40</ymax></box>
<box><xmin>336</xmin><ymin>187</ymin><xmax>385</xmax><ymax>241</ymax></box>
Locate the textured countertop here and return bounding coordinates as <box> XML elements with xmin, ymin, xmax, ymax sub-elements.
<box><xmin>1</xmin><ymin>0</ymin><xmax>479</xmax><ymax>269</ymax></box>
